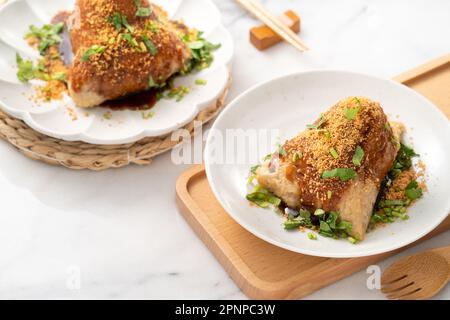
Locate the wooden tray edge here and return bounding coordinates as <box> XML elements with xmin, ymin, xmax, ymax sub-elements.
<box><xmin>175</xmin><ymin>165</ymin><xmax>274</xmax><ymax>298</ymax></box>
<box><xmin>176</xmin><ymin>165</ymin><xmax>450</xmax><ymax>299</ymax></box>
<box><xmin>393</xmin><ymin>53</ymin><xmax>450</xmax><ymax>83</ymax></box>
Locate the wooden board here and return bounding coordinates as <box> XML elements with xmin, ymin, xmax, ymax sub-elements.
<box><xmin>176</xmin><ymin>54</ymin><xmax>450</xmax><ymax>300</ymax></box>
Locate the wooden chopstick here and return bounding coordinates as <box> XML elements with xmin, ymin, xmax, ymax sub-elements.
<box><xmin>235</xmin><ymin>0</ymin><xmax>309</xmax><ymax>52</ymax></box>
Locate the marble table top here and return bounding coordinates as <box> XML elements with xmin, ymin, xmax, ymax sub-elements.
<box><xmin>0</xmin><ymin>0</ymin><xmax>449</xmax><ymax>299</ymax></box>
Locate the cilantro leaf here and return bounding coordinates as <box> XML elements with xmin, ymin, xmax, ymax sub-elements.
<box><xmin>134</xmin><ymin>0</ymin><xmax>152</xmax><ymax>17</ymax></box>
<box><xmin>307</xmin><ymin>114</ymin><xmax>327</xmax><ymax>129</ymax></box>
<box><xmin>322</xmin><ymin>168</ymin><xmax>356</xmax><ymax>181</ymax></box>
<box><xmin>142</xmin><ymin>34</ymin><xmax>158</xmax><ymax>55</ymax></box>
<box><xmin>82</xmin><ymin>45</ymin><xmax>105</xmax><ymax>62</ymax></box>
<box><xmin>16</xmin><ymin>53</ymin><xmax>39</xmax><ymax>83</ymax></box>
<box><xmin>344</xmin><ymin>107</ymin><xmax>359</xmax><ymax>120</ymax></box>
<box><xmin>352</xmin><ymin>146</ymin><xmax>364</xmax><ymax>166</ymax></box>
<box><xmin>25</xmin><ymin>22</ymin><xmax>64</xmax><ymax>55</ymax></box>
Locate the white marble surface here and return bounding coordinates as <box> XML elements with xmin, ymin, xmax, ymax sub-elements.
<box><xmin>0</xmin><ymin>0</ymin><xmax>450</xmax><ymax>300</ymax></box>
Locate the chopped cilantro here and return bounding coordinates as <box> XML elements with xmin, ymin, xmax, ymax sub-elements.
<box><xmin>16</xmin><ymin>53</ymin><xmax>37</xmax><ymax>83</ymax></box>
<box><xmin>344</xmin><ymin>107</ymin><xmax>359</xmax><ymax>120</ymax></box>
<box><xmin>352</xmin><ymin>146</ymin><xmax>364</xmax><ymax>166</ymax></box>
<box><xmin>142</xmin><ymin>34</ymin><xmax>158</xmax><ymax>55</ymax></box>
<box><xmin>182</xmin><ymin>32</ymin><xmax>221</xmax><ymax>72</ymax></box>
<box><xmin>51</xmin><ymin>72</ymin><xmax>67</xmax><ymax>82</ymax></box>
<box><xmin>195</xmin><ymin>79</ymin><xmax>207</xmax><ymax>86</ymax></box>
<box><xmin>103</xmin><ymin>111</ymin><xmax>112</xmax><ymax>120</ymax></box>
<box><xmin>277</xmin><ymin>144</ymin><xmax>287</xmax><ymax>156</ymax></box>
<box><xmin>134</xmin><ymin>0</ymin><xmax>152</xmax><ymax>17</ymax></box>
<box><xmin>108</xmin><ymin>13</ymin><xmax>134</xmax><ymax>33</ymax></box>
<box><xmin>247</xmin><ymin>164</ymin><xmax>260</xmax><ymax>184</ymax></box>
<box><xmin>82</xmin><ymin>45</ymin><xmax>105</xmax><ymax>62</ymax></box>
<box><xmin>25</xmin><ymin>22</ymin><xmax>64</xmax><ymax>55</ymax></box>
<box><xmin>307</xmin><ymin>233</ymin><xmax>317</xmax><ymax>240</ymax></box>
<box><xmin>314</xmin><ymin>209</ymin><xmax>325</xmax><ymax>216</ymax></box>
<box><xmin>292</xmin><ymin>152</ymin><xmax>302</xmax><ymax>162</ymax></box>
<box><xmin>405</xmin><ymin>180</ymin><xmax>423</xmax><ymax>200</ymax></box>
<box><xmin>307</xmin><ymin>114</ymin><xmax>327</xmax><ymax>129</ymax></box>
<box><xmin>322</xmin><ymin>168</ymin><xmax>356</xmax><ymax>181</ymax></box>
<box><xmin>167</xmin><ymin>86</ymin><xmax>190</xmax><ymax>102</ymax></box>
<box><xmin>329</xmin><ymin>147</ymin><xmax>339</xmax><ymax>159</ymax></box>
<box><xmin>148</xmin><ymin>75</ymin><xmax>159</xmax><ymax>88</ymax></box>
<box><xmin>146</xmin><ymin>21</ymin><xmax>160</xmax><ymax>33</ymax></box>
<box><xmin>122</xmin><ymin>33</ymin><xmax>138</xmax><ymax>47</ymax></box>
<box><xmin>141</xmin><ymin>110</ymin><xmax>155</xmax><ymax>120</ymax></box>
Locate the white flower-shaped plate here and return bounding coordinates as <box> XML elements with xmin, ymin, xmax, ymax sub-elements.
<box><xmin>0</xmin><ymin>0</ymin><xmax>233</xmax><ymax>144</ymax></box>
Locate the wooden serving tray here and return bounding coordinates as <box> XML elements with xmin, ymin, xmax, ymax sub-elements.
<box><xmin>176</xmin><ymin>54</ymin><xmax>450</xmax><ymax>300</ymax></box>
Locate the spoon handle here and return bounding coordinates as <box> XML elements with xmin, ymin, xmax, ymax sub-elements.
<box><xmin>432</xmin><ymin>245</ymin><xmax>450</xmax><ymax>263</ymax></box>
<box><xmin>432</xmin><ymin>245</ymin><xmax>450</xmax><ymax>281</ymax></box>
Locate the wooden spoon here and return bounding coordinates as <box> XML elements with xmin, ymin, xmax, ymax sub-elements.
<box><xmin>381</xmin><ymin>245</ymin><xmax>450</xmax><ymax>300</ymax></box>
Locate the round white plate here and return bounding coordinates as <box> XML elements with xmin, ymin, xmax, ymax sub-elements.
<box><xmin>0</xmin><ymin>0</ymin><xmax>233</xmax><ymax>144</ymax></box>
<box><xmin>205</xmin><ymin>70</ymin><xmax>450</xmax><ymax>258</ymax></box>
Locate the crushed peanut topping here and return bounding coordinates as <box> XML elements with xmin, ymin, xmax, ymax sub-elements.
<box><xmin>384</xmin><ymin>169</ymin><xmax>416</xmax><ymax>200</ymax></box>
<box><xmin>34</xmin><ymin>46</ymin><xmax>69</xmax><ymax>102</ymax></box>
<box><xmin>281</xmin><ymin>97</ymin><xmax>396</xmax><ymax>207</ymax></box>
<box><xmin>70</xmin><ymin>0</ymin><xmax>190</xmax><ymax>93</ymax></box>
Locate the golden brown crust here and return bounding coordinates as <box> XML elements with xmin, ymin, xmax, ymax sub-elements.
<box><xmin>67</xmin><ymin>0</ymin><xmax>191</xmax><ymax>107</ymax></box>
<box><xmin>281</xmin><ymin>97</ymin><xmax>398</xmax><ymax>211</ymax></box>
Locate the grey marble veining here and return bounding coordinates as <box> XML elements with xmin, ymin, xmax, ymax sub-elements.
<box><xmin>0</xmin><ymin>0</ymin><xmax>449</xmax><ymax>300</ymax></box>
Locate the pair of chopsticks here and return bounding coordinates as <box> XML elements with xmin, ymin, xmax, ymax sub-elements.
<box><xmin>235</xmin><ymin>0</ymin><xmax>309</xmax><ymax>52</ymax></box>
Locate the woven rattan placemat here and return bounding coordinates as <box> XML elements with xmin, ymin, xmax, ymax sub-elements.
<box><xmin>0</xmin><ymin>80</ymin><xmax>230</xmax><ymax>170</ymax></box>
<box><xmin>0</xmin><ymin>0</ymin><xmax>231</xmax><ymax>171</ymax></box>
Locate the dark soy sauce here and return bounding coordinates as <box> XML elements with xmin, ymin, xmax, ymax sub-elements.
<box><xmin>100</xmin><ymin>89</ymin><xmax>159</xmax><ymax>111</ymax></box>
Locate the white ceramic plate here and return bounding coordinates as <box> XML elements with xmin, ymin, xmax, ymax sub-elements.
<box><xmin>0</xmin><ymin>0</ymin><xmax>233</xmax><ymax>144</ymax></box>
<box><xmin>205</xmin><ymin>70</ymin><xmax>450</xmax><ymax>258</ymax></box>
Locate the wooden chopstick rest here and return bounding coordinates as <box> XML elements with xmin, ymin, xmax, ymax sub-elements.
<box><xmin>250</xmin><ymin>10</ymin><xmax>301</xmax><ymax>51</ymax></box>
